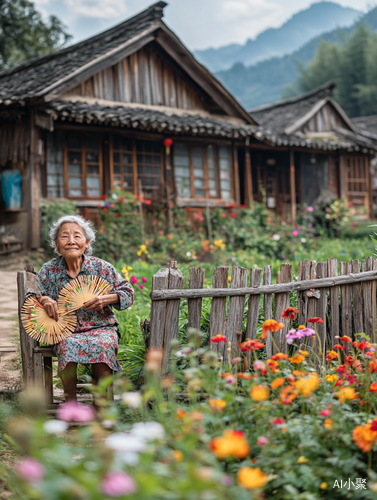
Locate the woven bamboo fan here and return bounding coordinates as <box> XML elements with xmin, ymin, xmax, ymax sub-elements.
<box><xmin>58</xmin><ymin>275</ymin><xmax>113</xmax><ymax>314</ymax></box>
<box><xmin>21</xmin><ymin>296</ymin><xmax>77</xmax><ymax>345</ymax></box>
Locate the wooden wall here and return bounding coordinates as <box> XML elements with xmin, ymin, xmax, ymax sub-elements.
<box><xmin>301</xmin><ymin>102</ymin><xmax>349</xmax><ymax>133</ymax></box>
<box><xmin>63</xmin><ymin>44</ymin><xmax>207</xmax><ymax>110</ymax></box>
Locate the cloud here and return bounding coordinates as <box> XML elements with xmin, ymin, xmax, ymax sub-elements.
<box><xmin>63</xmin><ymin>0</ymin><xmax>129</xmax><ymax>19</ymax></box>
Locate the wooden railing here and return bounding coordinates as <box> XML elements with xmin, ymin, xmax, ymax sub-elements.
<box><xmin>149</xmin><ymin>257</ymin><xmax>377</xmax><ymax>366</ymax></box>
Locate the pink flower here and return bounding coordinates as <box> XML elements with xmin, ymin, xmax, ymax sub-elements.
<box><xmin>308</xmin><ymin>223</ymin><xmax>313</xmax><ymax>228</ymax></box>
<box><xmin>57</xmin><ymin>401</ymin><xmax>94</xmax><ymax>423</ymax></box>
<box><xmin>139</xmin><ymin>284</ymin><xmax>145</xmax><ymax>290</ymax></box>
<box><xmin>257</xmin><ymin>436</ymin><xmax>269</xmax><ymax>446</ymax></box>
<box><xmin>130</xmin><ymin>276</ymin><xmax>138</xmax><ymax>285</ymax></box>
<box><xmin>253</xmin><ymin>360</ymin><xmax>266</xmax><ymax>371</ymax></box>
<box><xmin>101</xmin><ymin>471</ymin><xmax>137</xmax><ymax>497</ymax></box>
<box><xmin>320</xmin><ymin>409</ymin><xmax>331</xmax><ymax>417</ymax></box>
<box><xmin>225</xmin><ymin>375</ymin><xmax>236</xmax><ymax>384</ymax></box>
<box><xmin>141</xmin><ymin>277</ymin><xmax>147</xmax><ymax>283</ymax></box>
<box><xmin>232</xmin><ymin>357</ymin><xmax>242</xmax><ymax>364</ymax></box>
<box><xmin>221</xmin><ymin>475</ymin><xmax>234</xmax><ymax>486</ymax></box>
<box><xmin>292</xmin><ymin>230</ymin><xmax>299</xmax><ymax>237</ymax></box>
<box><xmin>307</xmin><ymin>206</ymin><xmax>313</xmax><ymax>212</ymax></box>
<box><xmin>272</xmin><ymin>418</ymin><xmax>285</xmax><ymax>425</ymax></box>
<box><xmin>15</xmin><ymin>457</ymin><xmax>45</xmax><ymax>483</ymax></box>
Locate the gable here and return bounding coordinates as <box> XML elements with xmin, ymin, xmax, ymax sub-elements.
<box><xmin>61</xmin><ymin>42</ymin><xmax>216</xmax><ymax>112</ymax></box>
<box><xmin>299</xmin><ymin>101</ymin><xmax>352</xmax><ymax>134</ymax></box>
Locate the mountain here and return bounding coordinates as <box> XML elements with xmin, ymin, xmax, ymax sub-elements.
<box><xmin>216</xmin><ymin>6</ymin><xmax>377</xmax><ymax>110</ymax></box>
<box><xmin>195</xmin><ymin>2</ymin><xmax>361</xmax><ymax>73</ymax></box>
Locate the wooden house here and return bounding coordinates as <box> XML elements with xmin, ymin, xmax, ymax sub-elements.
<box><xmin>0</xmin><ymin>2</ymin><xmax>375</xmax><ymax>250</ymax></box>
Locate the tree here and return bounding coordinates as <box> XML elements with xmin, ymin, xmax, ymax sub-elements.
<box><xmin>0</xmin><ymin>0</ymin><xmax>71</xmax><ymax>71</ymax></box>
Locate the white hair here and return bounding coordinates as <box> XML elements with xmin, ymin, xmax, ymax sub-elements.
<box><xmin>49</xmin><ymin>214</ymin><xmax>96</xmax><ymax>255</ymax></box>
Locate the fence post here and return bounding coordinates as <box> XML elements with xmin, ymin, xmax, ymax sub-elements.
<box><xmin>328</xmin><ymin>258</ymin><xmax>339</xmax><ymax>347</ymax></box>
<box><xmin>149</xmin><ymin>267</ymin><xmax>169</xmax><ymax>349</ymax></box>
<box><xmin>362</xmin><ymin>257</ymin><xmax>376</xmax><ymax>342</ymax></box>
<box><xmin>316</xmin><ymin>262</ymin><xmax>328</xmax><ymax>353</ymax></box>
<box><xmin>263</xmin><ymin>266</ymin><xmax>273</xmax><ymax>358</ymax></box>
<box><xmin>187</xmin><ymin>267</ymin><xmax>205</xmax><ymax>331</ymax></box>
<box><xmin>307</xmin><ymin>261</ymin><xmax>317</xmax><ymax>320</ymax></box>
<box><xmin>209</xmin><ymin>266</ymin><xmax>229</xmax><ymax>354</ymax></box>
<box><xmin>274</xmin><ymin>263</ymin><xmax>292</xmax><ymax>353</ymax></box>
<box><xmin>340</xmin><ymin>261</ymin><xmax>352</xmax><ymax>351</ymax></box>
<box><xmin>298</xmin><ymin>260</ymin><xmax>310</xmax><ymax>326</ymax></box>
<box><xmin>351</xmin><ymin>259</ymin><xmax>363</xmax><ymax>336</ymax></box>
<box><xmin>225</xmin><ymin>267</ymin><xmax>248</xmax><ymax>359</ymax></box>
<box><xmin>245</xmin><ymin>268</ymin><xmax>262</xmax><ymax>364</ymax></box>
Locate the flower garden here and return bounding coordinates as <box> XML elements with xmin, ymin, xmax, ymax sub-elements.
<box><xmin>2</xmin><ymin>194</ymin><xmax>377</xmax><ymax>499</ymax></box>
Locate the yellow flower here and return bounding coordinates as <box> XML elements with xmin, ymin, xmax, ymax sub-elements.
<box><xmin>210</xmin><ymin>430</ymin><xmax>250</xmax><ymax>459</ymax></box>
<box><xmin>295</xmin><ymin>373</ymin><xmax>320</xmax><ymax>397</ymax></box>
<box><xmin>173</xmin><ymin>450</ymin><xmax>183</xmax><ymax>462</ymax></box>
<box><xmin>325</xmin><ymin>374</ymin><xmax>337</xmax><ymax>383</ymax></box>
<box><xmin>250</xmin><ymin>385</ymin><xmax>269</xmax><ymax>402</ymax></box>
<box><xmin>324</xmin><ymin>418</ymin><xmax>332</xmax><ymax>429</ymax></box>
<box><xmin>237</xmin><ymin>467</ymin><xmax>268</xmax><ymax>490</ymax></box>
<box><xmin>122</xmin><ymin>267</ymin><xmax>127</xmax><ymax>274</ymax></box>
<box><xmin>299</xmin><ymin>350</ymin><xmax>309</xmax><ymax>356</ymax></box>
<box><xmin>337</xmin><ymin>387</ymin><xmax>357</xmax><ymax>404</ymax></box>
<box><xmin>297</xmin><ymin>456</ymin><xmax>308</xmax><ymax>463</ymax></box>
<box><xmin>288</xmin><ymin>353</ymin><xmax>305</xmax><ymax>364</ymax></box>
<box><xmin>209</xmin><ymin>399</ymin><xmax>227</xmax><ymax>411</ymax></box>
<box><xmin>298</xmin><ymin>325</ymin><xmax>306</xmax><ymax>330</ymax></box>
<box><xmin>140</xmin><ymin>244</ymin><xmax>147</xmax><ymax>251</ymax></box>
<box><xmin>320</xmin><ymin>483</ymin><xmax>328</xmax><ymax>489</ymax></box>
<box><xmin>127</xmin><ymin>266</ymin><xmax>133</xmax><ymax>271</ymax></box>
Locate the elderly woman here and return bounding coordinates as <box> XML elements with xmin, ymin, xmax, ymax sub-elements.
<box><xmin>32</xmin><ymin>214</ymin><xmax>134</xmax><ymax>401</ymax></box>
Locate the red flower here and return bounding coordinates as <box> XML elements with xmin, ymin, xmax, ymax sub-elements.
<box><xmin>272</xmin><ymin>418</ymin><xmax>285</xmax><ymax>425</ymax></box>
<box><xmin>370</xmin><ymin>382</ymin><xmax>377</xmax><ymax>393</ymax></box>
<box><xmin>320</xmin><ymin>409</ymin><xmax>331</xmax><ymax>417</ymax></box>
<box><xmin>221</xmin><ymin>213</ymin><xmax>227</xmax><ymax>219</ymax></box>
<box><xmin>101</xmin><ymin>194</ymin><xmax>106</xmax><ymax>200</ymax></box>
<box><xmin>110</xmin><ymin>203</ymin><xmax>115</xmax><ymax>208</ymax></box>
<box><xmin>281</xmin><ymin>307</ymin><xmax>299</xmax><ymax>321</ymax></box>
<box><xmin>344</xmin><ymin>355</ymin><xmax>354</xmax><ymax>364</ymax></box>
<box><xmin>336</xmin><ymin>365</ymin><xmax>346</xmax><ymax>373</ymax></box>
<box><xmin>210</xmin><ymin>335</ymin><xmax>227</xmax><ymax>343</ymax></box>
<box><xmin>371</xmin><ymin>420</ymin><xmax>377</xmax><ymax>432</ymax></box>
<box><xmin>103</xmin><ymin>208</ymin><xmax>108</xmax><ymax>212</ymax></box>
<box><xmin>119</xmin><ymin>196</ymin><xmax>125</xmax><ymax>202</ymax></box>
<box><xmin>230</xmin><ymin>212</ymin><xmax>237</xmax><ymax>219</ymax></box>
<box><xmin>353</xmin><ymin>341</ymin><xmax>368</xmax><ymax>350</ymax></box>
<box><xmin>333</xmin><ymin>344</ymin><xmax>345</xmax><ymax>351</ymax></box>
<box><xmin>339</xmin><ymin>336</ymin><xmax>351</xmax><ymax>343</ymax></box>
<box><xmin>240</xmin><ymin>205</ymin><xmax>247</xmax><ymax>209</ymax></box>
<box><xmin>114</xmin><ymin>213</ymin><xmax>119</xmax><ymax>218</ymax></box>
<box><xmin>145</xmin><ymin>200</ymin><xmax>152</xmax><ymax>205</ymax></box>
<box><xmin>308</xmin><ymin>317</ymin><xmax>324</xmax><ymax>324</ymax></box>
<box><xmin>203</xmin><ymin>245</ymin><xmax>210</xmax><ymax>251</ymax></box>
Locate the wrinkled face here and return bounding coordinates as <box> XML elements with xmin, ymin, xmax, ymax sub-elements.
<box><xmin>57</xmin><ymin>222</ymin><xmax>89</xmax><ymax>259</ymax></box>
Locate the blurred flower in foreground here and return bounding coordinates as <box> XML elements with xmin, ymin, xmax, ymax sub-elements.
<box><xmin>57</xmin><ymin>401</ymin><xmax>95</xmax><ymax>423</ymax></box>
<box><xmin>237</xmin><ymin>467</ymin><xmax>268</xmax><ymax>489</ymax></box>
<box><xmin>15</xmin><ymin>457</ymin><xmax>45</xmax><ymax>483</ymax></box>
<box><xmin>210</xmin><ymin>430</ymin><xmax>250</xmax><ymax>459</ymax></box>
<box><xmin>122</xmin><ymin>392</ymin><xmax>142</xmax><ymax>408</ymax></box>
<box><xmin>43</xmin><ymin>419</ymin><xmax>68</xmax><ymax>434</ymax></box>
<box><xmin>101</xmin><ymin>471</ymin><xmax>137</xmax><ymax>497</ymax></box>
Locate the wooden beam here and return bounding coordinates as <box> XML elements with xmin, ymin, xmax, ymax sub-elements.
<box><xmin>233</xmin><ymin>144</ymin><xmax>240</xmax><ymax>205</ymax></box>
<box><xmin>366</xmin><ymin>156</ymin><xmax>372</xmax><ymax>219</ymax></box>
<box><xmin>244</xmin><ymin>146</ymin><xmax>253</xmax><ymax>204</ymax></box>
<box><xmin>290</xmin><ymin>149</ymin><xmax>296</xmax><ymax>225</ymax></box>
<box><xmin>339</xmin><ymin>154</ymin><xmax>346</xmax><ymax>199</ymax></box>
<box><xmin>151</xmin><ymin>269</ymin><xmax>377</xmax><ymax>300</ymax></box>
<box><xmin>28</xmin><ymin>111</ymin><xmax>41</xmax><ymax>249</ymax></box>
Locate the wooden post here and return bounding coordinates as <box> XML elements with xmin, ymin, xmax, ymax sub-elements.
<box><xmin>362</xmin><ymin>257</ymin><xmax>377</xmax><ymax>343</ymax></box>
<box><xmin>351</xmin><ymin>260</ymin><xmax>364</xmax><ymax>336</ymax></box>
<box><xmin>328</xmin><ymin>258</ymin><xmax>339</xmax><ymax>347</ymax></box>
<box><xmin>339</xmin><ymin>155</ymin><xmax>346</xmax><ymax>199</ymax></box>
<box><xmin>298</xmin><ymin>260</ymin><xmax>310</xmax><ymax>327</ymax></box>
<box><xmin>149</xmin><ymin>268</ymin><xmax>169</xmax><ymax>349</ymax></box>
<box><xmin>263</xmin><ymin>266</ymin><xmax>273</xmax><ymax>358</ymax></box>
<box><xmin>224</xmin><ymin>267</ymin><xmax>248</xmax><ymax>359</ymax></box>
<box><xmin>233</xmin><ymin>144</ymin><xmax>240</xmax><ymax>205</ymax></box>
<box><xmin>28</xmin><ymin>111</ymin><xmax>41</xmax><ymax>249</ymax></box>
<box><xmin>307</xmin><ymin>261</ymin><xmax>317</xmax><ymax>321</ymax></box>
<box><xmin>340</xmin><ymin>261</ymin><xmax>352</xmax><ymax>351</ymax></box>
<box><xmin>274</xmin><ymin>263</ymin><xmax>292</xmax><ymax>353</ymax></box>
<box><xmin>209</xmin><ymin>267</ymin><xmax>229</xmax><ymax>354</ymax></box>
<box><xmin>316</xmin><ymin>262</ymin><xmax>328</xmax><ymax>352</ymax></box>
<box><xmin>244</xmin><ymin>140</ymin><xmax>253</xmax><ymax>205</ymax></box>
<box><xmin>366</xmin><ymin>156</ymin><xmax>372</xmax><ymax>219</ymax></box>
<box><xmin>290</xmin><ymin>149</ymin><xmax>296</xmax><ymax>226</ymax></box>
<box><xmin>187</xmin><ymin>267</ymin><xmax>205</xmax><ymax>331</ymax></box>
<box><xmin>245</xmin><ymin>267</ymin><xmax>262</xmax><ymax>364</ymax></box>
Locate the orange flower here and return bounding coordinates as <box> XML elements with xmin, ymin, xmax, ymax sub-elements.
<box><xmin>370</xmin><ymin>361</ymin><xmax>377</xmax><ymax>373</ymax></box>
<box><xmin>210</xmin><ymin>334</ymin><xmax>227</xmax><ymax>343</ymax></box>
<box><xmin>353</xmin><ymin>422</ymin><xmax>377</xmax><ymax>452</ymax></box>
<box><xmin>281</xmin><ymin>307</ymin><xmax>299</xmax><ymax>321</ymax></box>
<box><xmin>295</xmin><ymin>373</ymin><xmax>320</xmax><ymax>397</ymax></box>
<box><xmin>210</xmin><ymin>430</ymin><xmax>250</xmax><ymax>459</ymax></box>
<box><xmin>326</xmin><ymin>350</ymin><xmax>338</xmax><ymax>361</ymax></box>
<box><xmin>271</xmin><ymin>377</ymin><xmax>285</xmax><ymax>389</ymax></box>
<box><xmin>324</xmin><ymin>418</ymin><xmax>333</xmax><ymax>429</ymax></box>
<box><xmin>261</xmin><ymin>319</ymin><xmax>284</xmax><ymax>340</ymax></box>
<box><xmin>279</xmin><ymin>385</ymin><xmax>298</xmax><ymax>405</ymax></box>
<box><xmin>177</xmin><ymin>409</ymin><xmax>186</xmax><ymax>420</ymax></box>
<box><xmin>292</xmin><ymin>370</ymin><xmax>307</xmax><ymax>377</ymax></box>
<box><xmin>308</xmin><ymin>317</ymin><xmax>324</xmax><ymax>323</ymax></box>
<box><xmin>370</xmin><ymin>382</ymin><xmax>377</xmax><ymax>393</ymax></box>
<box><xmin>250</xmin><ymin>385</ymin><xmax>269</xmax><ymax>402</ymax></box>
<box><xmin>237</xmin><ymin>467</ymin><xmax>268</xmax><ymax>490</ymax></box>
<box><xmin>299</xmin><ymin>350</ymin><xmax>309</xmax><ymax>356</ymax></box>
<box><xmin>209</xmin><ymin>399</ymin><xmax>227</xmax><ymax>411</ymax></box>
<box><xmin>337</xmin><ymin>387</ymin><xmax>357</xmax><ymax>404</ymax></box>
<box><xmin>288</xmin><ymin>353</ymin><xmax>305</xmax><ymax>364</ymax></box>
<box><xmin>271</xmin><ymin>353</ymin><xmax>288</xmax><ymax>361</ymax></box>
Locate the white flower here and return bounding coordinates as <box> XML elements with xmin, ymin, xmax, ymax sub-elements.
<box><xmin>105</xmin><ymin>433</ymin><xmax>147</xmax><ymax>453</ymax></box>
<box><xmin>272</xmin><ymin>234</ymin><xmax>280</xmax><ymax>241</ymax></box>
<box><xmin>43</xmin><ymin>419</ymin><xmax>68</xmax><ymax>435</ymax></box>
<box><xmin>186</xmin><ymin>251</ymin><xmax>191</xmax><ymax>257</ymax></box>
<box><xmin>301</xmin><ymin>238</ymin><xmax>306</xmax><ymax>243</ymax></box>
<box><xmin>112</xmin><ymin>193</ymin><xmax>118</xmax><ymax>200</ymax></box>
<box><xmin>122</xmin><ymin>392</ymin><xmax>142</xmax><ymax>409</ymax></box>
<box><xmin>118</xmin><ymin>451</ymin><xmax>140</xmax><ymax>466</ymax></box>
<box><xmin>113</xmin><ymin>395</ymin><xmax>121</xmax><ymax>401</ymax></box>
<box><xmin>131</xmin><ymin>422</ymin><xmax>165</xmax><ymax>441</ymax></box>
<box><xmin>102</xmin><ymin>420</ymin><xmax>115</xmax><ymax>429</ymax></box>
<box><xmin>175</xmin><ymin>351</ymin><xmax>185</xmax><ymax>358</ymax></box>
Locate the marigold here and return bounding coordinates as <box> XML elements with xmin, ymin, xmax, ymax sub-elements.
<box><xmin>292</xmin><ymin>370</ymin><xmax>307</xmax><ymax>377</ymax></box>
<box><xmin>370</xmin><ymin>382</ymin><xmax>377</xmax><ymax>393</ymax></box>
<box><xmin>337</xmin><ymin>387</ymin><xmax>357</xmax><ymax>404</ymax></box>
<box><xmin>261</xmin><ymin>319</ymin><xmax>284</xmax><ymax>339</ymax></box>
<box><xmin>281</xmin><ymin>307</ymin><xmax>299</xmax><ymax>321</ymax></box>
<box><xmin>325</xmin><ymin>374</ymin><xmax>338</xmax><ymax>383</ymax></box>
<box><xmin>324</xmin><ymin>418</ymin><xmax>332</xmax><ymax>429</ymax></box>
<box><xmin>271</xmin><ymin>353</ymin><xmax>288</xmax><ymax>360</ymax></box>
<box><xmin>308</xmin><ymin>317</ymin><xmax>324</xmax><ymax>324</ymax></box>
<box><xmin>250</xmin><ymin>385</ymin><xmax>269</xmax><ymax>402</ymax></box>
<box><xmin>325</xmin><ymin>350</ymin><xmax>338</xmax><ymax>361</ymax></box>
<box><xmin>173</xmin><ymin>450</ymin><xmax>183</xmax><ymax>462</ymax></box>
<box><xmin>353</xmin><ymin>423</ymin><xmax>377</xmax><ymax>452</ymax></box>
<box><xmin>210</xmin><ymin>430</ymin><xmax>250</xmax><ymax>459</ymax></box>
<box><xmin>209</xmin><ymin>399</ymin><xmax>227</xmax><ymax>410</ymax></box>
<box><xmin>296</xmin><ymin>373</ymin><xmax>320</xmax><ymax>397</ymax></box>
<box><xmin>271</xmin><ymin>377</ymin><xmax>285</xmax><ymax>389</ymax></box>
<box><xmin>288</xmin><ymin>353</ymin><xmax>305</xmax><ymax>364</ymax></box>
<box><xmin>210</xmin><ymin>335</ymin><xmax>227</xmax><ymax>343</ymax></box>
<box><xmin>177</xmin><ymin>409</ymin><xmax>186</xmax><ymax>420</ymax></box>
<box><xmin>297</xmin><ymin>456</ymin><xmax>308</xmax><ymax>463</ymax></box>
<box><xmin>279</xmin><ymin>385</ymin><xmax>298</xmax><ymax>405</ymax></box>
<box><xmin>237</xmin><ymin>467</ymin><xmax>268</xmax><ymax>490</ymax></box>
<box><xmin>299</xmin><ymin>350</ymin><xmax>309</xmax><ymax>356</ymax></box>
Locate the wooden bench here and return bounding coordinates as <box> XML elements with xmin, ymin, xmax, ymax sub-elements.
<box><xmin>17</xmin><ymin>264</ymin><xmax>54</xmax><ymax>403</ymax></box>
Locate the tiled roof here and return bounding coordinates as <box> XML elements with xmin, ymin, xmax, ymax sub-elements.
<box><xmin>352</xmin><ymin>115</ymin><xmax>377</xmax><ymax>139</ymax></box>
<box><xmin>48</xmin><ymin>99</ymin><xmax>256</xmax><ymax>138</ymax></box>
<box><xmin>0</xmin><ymin>2</ymin><xmax>166</xmax><ymax>102</ymax></box>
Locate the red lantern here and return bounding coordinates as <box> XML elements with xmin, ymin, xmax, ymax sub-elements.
<box><xmin>163</xmin><ymin>137</ymin><xmax>173</xmax><ymax>155</ymax></box>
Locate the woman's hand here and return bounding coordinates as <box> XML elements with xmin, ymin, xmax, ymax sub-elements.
<box><xmin>39</xmin><ymin>296</ymin><xmax>59</xmax><ymax>321</ymax></box>
<box><xmin>83</xmin><ymin>294</ymin><xmax>119</xmax><ymax>312</ymax></box>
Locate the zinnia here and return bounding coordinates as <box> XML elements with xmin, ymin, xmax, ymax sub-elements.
<box><xmin>308</xmin><ymin>317</ymin><xmax>324</xmax><ymax>323</ymax></box>
<box><xmin>261</xmin><ymin>319</ymin><xmax>284</xmax><ymax>339</ymax></box>
<box><xmin>210</xmin><ymin>334</ymin><xmax>227</xmax><ymax>343</ymax></box>
<box><xmin>281</xmin><ymin>307</ymin><xmax>299</xmax><ymax>321</ymax></box>
<box><xmin>237</xmin><ymin>467</ymin><xmax>268</xmax><ymax>490</ymax></box>
<box><xmin>250</xmin><ymin>385</ymin><xmax>269</xmax><ymax>402</ymax></box>
<box><xmin>288</xmin><ymin>353</ymin><xmax>305</xmax><ymax>364</ymax></box>
<box><xmin>101</xmin><ymin>471</ymin><xmax>137</xmax><ymax>497</ymax></box>
<box><xmin>370</xmin><ymin>382</ymin><xmax>377</xmax><ymax>393</ymax></box>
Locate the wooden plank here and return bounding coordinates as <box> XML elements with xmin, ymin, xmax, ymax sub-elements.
<box><xmin>233</xmin><ymin>145</ymin><xmax>240</xmax><ymax>205</ymax></box>
<box><xmin>209</xmin><ymin>267</ymin><xmax>229</xmax><ymax>355</ymax></box>
<box><xmin>298</xmin><ymin>260</ymin><xmax>310</xmax><ymax>327</ymax></box>
<box><xmin>263</xmin><ymin>266</ymin><xmax>273</xmax><ymax>358</ymax></box>
<box><xmin>33</xmin><ymin>347</ymin><xmax>54</xmax><ymax>356</ymax></box>
<box><xmin>328</xmin><ymin>258</ymin><xmax>339</xmax><ymax>348</ymax></box>
<box><xmin>44</xmin><ymin>356</ymin><xmax>53</xmax><ymax>404</ymax></box>
<box><xmin>28</xmin><ymin>112</ymin><xmax>41</xmax><ymax>249</ymax></box>
<box><xmin>225</xmin><ymin>267</ymin><xmax>248</xmax><ymax>359</ymax></box>
<box><xmin>187</xmin><ymin>267</ymin><xmax>205</xmax><ymax>331</ymax></box>
<box><xmin>290</xmin><ymin>149</ymin><xmax>296</xmax><ymax>225</ymax></box>
<box><xmin>245</xmin><ymin>268</ymin><xmax>262</xmax><ymax>363</ymax></box>
<box><xmin>373</xmin><ymin>259</ymin><xmax>377</xmax><ymax>344</ymax></box>
<box><xmin>274</xmin><ymin>263</ymin><xmax>292</xmax><ymax>353</ymax></box>
<box><xmin>33</xmin><ymin>352</ymin><xmax>43</xmax><ymax>388</ymax></box>
<box><xmin>316</xmin><ymin>262</ymin><xmax>328</xmax><ymax>354</ymax></box>
<box><xmin>149</xmin><ymin>268</ymin><xmax>169</xmax><ymax>349</ymax></box>
<box><xmin>352</xmin><ymin>259</ymin><xmax>363</xmax><ymax>336</ymax></box>
<box><xmin>307</xmin><ymin>261</ymin><xmax>317</xmax><ymax>321</ymax></box>
<box><xmin>340</xmin><ymin>261</ymin><xmax>352</xmax><ymax>351</ymax></box>
<box><xmin>151</xmin><ymin>269</ymin><xmax>377</xmax><ymax>301</ymax></box>
<box><xmin>362</xmin><ymin>257</ymin><xmax>377</xmax><ymax>341</ymax></box>
<box><xmin>244</xmin><ymin>147</ymin><xmax>253</xmax><ymax>204</ymax></box>
<box><xmin>163</xmin><ymin>266</ymin><xmax>185</xmax><ymax>371</ymax></box>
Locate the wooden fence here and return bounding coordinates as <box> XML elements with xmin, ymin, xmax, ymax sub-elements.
<box><xmin>149</xmin><ymin>257</ymin><xmax>377</xmax><ymax>367</ymax></box>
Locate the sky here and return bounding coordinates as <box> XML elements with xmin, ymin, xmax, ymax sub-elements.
<box><xmin>33</xmin><ymin>0</ymin><xmax>373</xmax><ymax>50</ymax></box>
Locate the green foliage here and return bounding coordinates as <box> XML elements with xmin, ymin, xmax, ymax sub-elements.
<box><xmin>40</xmin><ymin>198</ymin><xmax>78</xmax><ymax>257</ymax></box>
<box><xmin>0</xmin><ymin>0</ymin><xmax>71</xmax><ymax>70</ymax></box>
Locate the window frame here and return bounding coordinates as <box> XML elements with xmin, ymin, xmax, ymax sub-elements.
<box><xmin>64</xmin><ymin>132</ymin><xmax>103</xmax><ymax>199</ymax></box>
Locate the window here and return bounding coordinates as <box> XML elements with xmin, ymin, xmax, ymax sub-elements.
<box><xmin>173</xmin><ymin>143</ymin><xmax>232</xmax><ymax>200</ymax></box>
<box><xmin>46</xmin><ymin>131</ymin><xmax>65</xmax><ymax>197</ymax></box>
<box><xmin>346</xmin><ymin>156</ymin><xmax>367</xmax><ymax>195</ymax></box>
<box><xmin>111</xmin><ymin>136</ymin><xmax>163</xmax><ymax>197</ymax></box>
<box><xmin>66</xmin><ymin>133</ymin><xmax>102</xmax><ymax>198</ymax></box>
